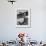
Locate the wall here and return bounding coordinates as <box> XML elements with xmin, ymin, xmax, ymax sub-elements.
<box><xmin>0</xmin><ymin>0</ymin><xmax>46</xmax><ymax>41</ymax></box>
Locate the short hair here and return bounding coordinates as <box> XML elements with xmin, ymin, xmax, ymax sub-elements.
<box><xmin>17</xmin><ymin>12</ymin><xmax>24</xmax><ymax>19</ymax></box>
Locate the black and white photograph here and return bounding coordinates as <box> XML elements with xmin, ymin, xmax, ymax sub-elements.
<box><xmin>16</xmin><ymin>8</ymin><xmax>31</xmax><ymax>28</ymax></box>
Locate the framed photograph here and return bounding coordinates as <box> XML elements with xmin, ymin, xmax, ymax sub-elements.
<box><xmin>16</xmin><ymin>8</ymin><xmax>31</xmax><ymax>28</ymax></box>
